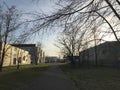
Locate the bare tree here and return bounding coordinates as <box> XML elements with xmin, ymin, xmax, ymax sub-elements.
<box><xmin>30</xmin><ymin>0</ymin><xmax>120</xmax><ymax>64</ymax></box>
<box><xmin>28</xmin><ymin>0</ymin><xmax>120</xmax><ymax>43</ymax></box>
<box><xmin>55</xmin><ymin>23</ymin><xmax>88</xmax><ymax>64</ymax></box>
<box><xmin>0</xmin><ymin>5</ymin><xmax>24</xmax><ymax>71</ymax></box>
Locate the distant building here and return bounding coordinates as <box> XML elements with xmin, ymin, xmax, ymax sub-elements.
<box><xmin>79</xmin><ymin>41</ymin><xmax>120</xmax><ymax>66</ymax></box>
<box><xmin>45</xmin><ymin>56</ymin><xmax>59</xmax><ymax>63</ymax></box>
<box><xmin>11</xmin><ymin>44</ymin><xmax>45</xmax><ymax>64</ymax></box>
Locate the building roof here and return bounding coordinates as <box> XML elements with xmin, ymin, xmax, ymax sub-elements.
<box><xmin>80</xmin><ymin>41</ymin><xmax>120</xmax><ymax>54</ymax></box>
<box><xmin>11</xmin><ymin>44</ymin><xmax>36</xmax><ymax>47</ymax></box>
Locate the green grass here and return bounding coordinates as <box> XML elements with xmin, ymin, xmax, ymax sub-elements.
<box><xmin>60</xmin><ymin>64</ymin><xmax>120</xmax><ymax>90</ymax></box>
<box><xmin>0</xmin><ymin>63</ymin><xmax>52</xmax><ymax>90</ymax></box>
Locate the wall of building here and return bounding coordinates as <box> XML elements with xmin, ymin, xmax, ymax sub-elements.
<box><xmin>79</xmin><ymin>41</ymin><xmax>120</xmax><ymax>66</ymax></box>
<box><xmin>11</xmin><ymin>44</ymin><xmax>46</xmax><ymax>64</ymax></box>
<box><xmin>0</xmin><ymin>43</ymin><xmax>46</xmax><ymax>66</ymax></box>
<box><xmin>1</xmin><ymin>43</ymin><xmax>31</xmax><ymax>66</ymax></box>
<box><xmin>36</xmin><ymin>47</ymin><xmax>45</xmax><ymax>63</ymax></box>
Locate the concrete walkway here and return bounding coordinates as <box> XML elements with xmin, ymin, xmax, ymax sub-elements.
<box><xmin>18</xmin><ymin>65</ymin><xmax>77</xmax><ymax>90</ymax></box>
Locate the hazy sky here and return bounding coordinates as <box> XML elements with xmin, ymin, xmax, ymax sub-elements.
<box><xmin>0</xmin><ymin>0</ymin><xmax>60</xmax><ymax>57</ymax></box>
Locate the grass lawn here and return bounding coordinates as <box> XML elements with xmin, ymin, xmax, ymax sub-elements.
<box><xmin>0</xmin><ymin>63</ymin><xmax>52</xmax><ymax>90</ymax></box>
<box><xmin>60</xmin><ymin>63</ymin><xmax>120</xmax><ymax>90</ymax></box>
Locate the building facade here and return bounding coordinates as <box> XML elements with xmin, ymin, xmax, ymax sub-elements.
<box><xmin>1</xmin><ymin>43</ymin><xmax>31</xmax><ymax>66</ymax></box>
<box><xmin>45</xmin><ymin>56</ymin><xmax>59</xmax><ymax>63</ymax></box>
<box><xmin>79</xmin><ymin>41</ymin><xmax>120</xmax><ymax>66</ymax></box>
<box><xmin>0</xmin><ymin>43</ymin><xmax>45</xmax><ymax>67</ymax></box>
<box><xmin>11</xmin><ymin>44</ymin><xmax>45</xmax><ymax>64</ymax></box>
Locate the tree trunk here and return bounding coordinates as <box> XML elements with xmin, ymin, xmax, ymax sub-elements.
<box><xmin>0</xmin><ymin>43</ymin><xmax>6</xmax><ymax>72</ymax></box>
<box><xmin>17</xmin><ymin>62</ymin><xmax>20</xmax><ymax>70</ymax></box>
<box><xmin>93</xmin><ymin>28</ymin><xmax>98</xmax><ymax>66</ymax></box>
<box><xmin>94</xmin><ymin>42</ymin><xmax>98</xmax><ymax>66</ymax></box>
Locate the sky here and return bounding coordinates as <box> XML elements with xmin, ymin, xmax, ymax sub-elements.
<box><xmin>0</xmin><ymin>0</ymin><xmax>61</xmax><ymax>57</ymax></box>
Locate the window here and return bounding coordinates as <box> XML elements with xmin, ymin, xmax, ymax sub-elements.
<box><xmin>23</xmin><ymin>56</ymin><xmax>25</xmax><ymax>61</ymax></box>
<box><xmin>13</xmin><ymin>58</ymin><xmax>16</xmax><ymax>64</ymax></box>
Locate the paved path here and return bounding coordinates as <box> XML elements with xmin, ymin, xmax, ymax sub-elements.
<box><xmin>18</xmin><ymin>65</ymin><xmax>77</xmax><ymax>90</ymax></box>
